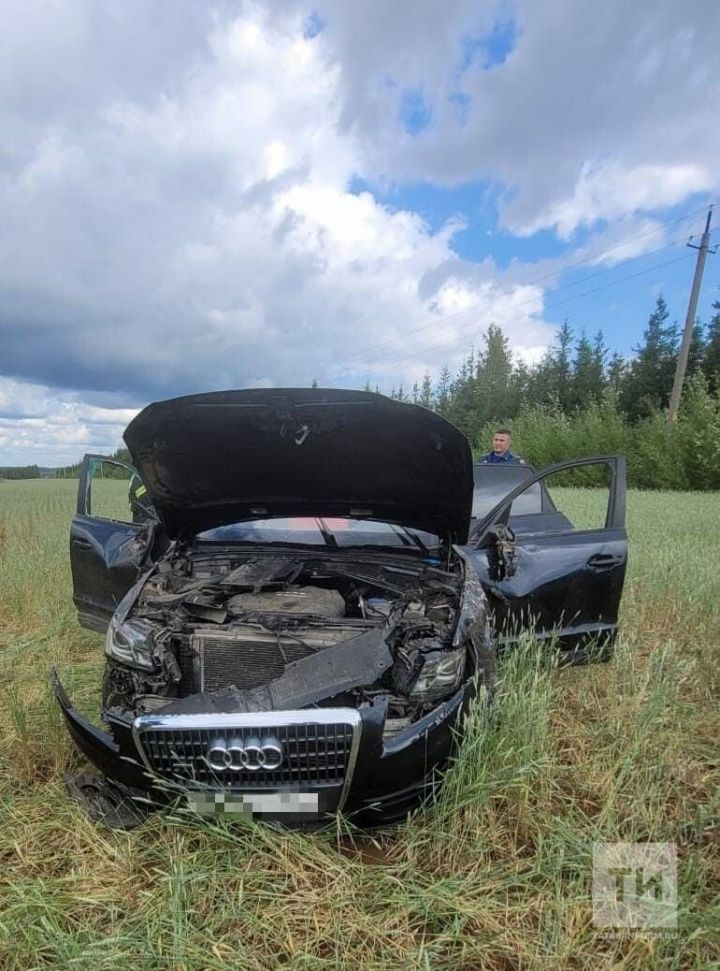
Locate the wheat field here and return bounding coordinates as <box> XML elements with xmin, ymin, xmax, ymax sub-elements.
<box><xmin>0</xmin><ymin>479</ymin><xmax>718</xmax><ymax>970</ymax></box>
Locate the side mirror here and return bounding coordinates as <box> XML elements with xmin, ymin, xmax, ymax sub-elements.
<box><xmin>481</xmin><ymin>523</ymin><xmax>517</xmax><ymax>581</ymax></box>
<box><xmin>472</xmin><ymin>502</ymin><xmax>511</xmax><ymax>547</ymax></box>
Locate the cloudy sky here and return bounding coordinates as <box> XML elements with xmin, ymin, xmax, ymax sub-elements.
<box><xmin>1</xmin><ymin>0</ymin><xmax>719</xmax><ymax>465</ymax></box>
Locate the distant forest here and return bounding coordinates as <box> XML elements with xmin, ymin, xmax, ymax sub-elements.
<box><xmin>50</xmin><ymin>448</ymin><xmax>133</xmax><ymax>480</ymax></box>
<box><xmin>5</xmin><ymin>295</ymin><xmax>720</xmax><ymax>490</ymax></box>
<box><xmin>0</xmin><ymin>466</ymin><xmax>48</xmax><ymax>480</ymax></box>
<box><xmin>362</xmin><ymin>295</ymin><xmax>720</xmax><ymax>490</ymax></box>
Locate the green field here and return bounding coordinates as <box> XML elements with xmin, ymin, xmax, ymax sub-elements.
<box><xmin>0</xmin><ymin>479</ymin><xmax>718</xmax><ymax>970</ymax></box>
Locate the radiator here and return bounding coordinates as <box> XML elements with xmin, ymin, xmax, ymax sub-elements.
<box><xmin>177</xmin><ymin>625</ymin><xmax>362</xmax><ymax>694</ymax></box>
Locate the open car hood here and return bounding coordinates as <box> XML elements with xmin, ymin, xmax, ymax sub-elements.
<box><xmin>124</xmin><ymin>389</ymin><xmax>473</xmax><ymax>542</ymax></box>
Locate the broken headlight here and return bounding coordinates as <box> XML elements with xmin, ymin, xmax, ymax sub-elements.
<box><xmin>105</xmin><ymin>617</ymin><xmax>156</xmax><ymax>671</ymax></box>
<box><xmin>408</xmin><ymin>645</ymin><xmax>465</xmax><ymax>703</ymax></box>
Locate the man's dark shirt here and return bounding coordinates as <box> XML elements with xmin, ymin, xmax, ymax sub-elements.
<box><xmin>479</xmin><ymin>450</ymin><xmax>523</xmax><ymax>465</ymax></box>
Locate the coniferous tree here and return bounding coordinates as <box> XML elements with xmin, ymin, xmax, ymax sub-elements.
<box><xmin>436</xmin><ymin>366</ymin><xmax>452</xmax><ymax>415</ymax></box>
<box><xmin>592</xmin><ymin>330</ymin><xmax>608</xmax><ymax>385</ymax></box>
<box><xmin>529</xmin><ymin>318</ymin><xmax>574</xmax><ymax>409</ymax></box>
<box><xmin>567</xmin><ymin>330</ymin><xmax>606</xmax><ymax>409</ymax></box>
<box><xmin>447</xmin><ymin>349</ymin><xmax>478</xmax><ymax>436</ymax></box>
<box><xmin>687</xmin><ymin>321</ymin><xmax>706</xmax><ymax>378</ymax></box>
<box><xmin>419</xmin><ymin>371</ymin><xmax>434</xmax><ymax>409</ymax></box>
<box><xmin>511</xmin><ymin>359</ymin><xmax>531</xmax><ymax>410</ymax></box>
<box><xmin>474</xmin><ymin>325</ymin><xmax>515</xmax><ymax>427</ymax></box>
<box><xmin>704</xmin><ymin>301</ymin><xmax>720</xmax><ymax>393</ymax></box>
<box><xmin>620</xmin><ymin>296</ymin><xmax>678</xmax><ymax>419</ymax></box>
<box><xmin>607</xmin><ymin>351</ymin><xmax>626</xmax><ymax>392</ymax></box>
<box><xmin>554</xmin><ymin>318</ymin><xmax>575</xmax><ymax>410</ymax></box>
<box><xmin>569</xmin><ymin>333</ymin><xmax>594</xmax><ymax>409</ymax></box>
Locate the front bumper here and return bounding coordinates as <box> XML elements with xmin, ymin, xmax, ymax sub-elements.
<box><xmin>52</xmin><ymin>671</ymin><xmax>468</xmax><ymax>826</ymax></box>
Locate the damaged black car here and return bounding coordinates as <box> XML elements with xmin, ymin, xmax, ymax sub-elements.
<box><xmin>54</xmin><ymin>389</ymin><xmax>627</xmax><ymax>827</ymax></box>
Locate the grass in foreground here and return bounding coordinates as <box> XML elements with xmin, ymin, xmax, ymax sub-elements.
<box><xmin>0</xmin><ymin>480</ymin><xmax>718</xmax><ymax>970</ymax></box>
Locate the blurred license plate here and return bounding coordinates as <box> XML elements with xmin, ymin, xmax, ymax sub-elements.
<box><xmin>186</xmin><ymin>791</ymin><xmax>320</xmax><ymax>816</ymax></box>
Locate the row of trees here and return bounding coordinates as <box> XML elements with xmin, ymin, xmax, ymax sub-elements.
<box><xmin>381</xmin><ymin>297</ymin><xmax>720</xmax><ymax>437</ymax></box>
<box><xmin>53</xmin><ymin>447</ymin><xmax>133</xmax><ymax>478</ymax></box>
<box><xmin>0</xmin><ymin>465</ymin><xmax>43</xmax><ymax>479</ymax></box>
<box><xmin>473</xmin><ymin>376</ymin><xmax>720</xmax><ymax>491</ymax></box>
<box><xmin>375</xmin><ymin>296</ymin><xmax>720</xmax><ymax>489</ymax></box>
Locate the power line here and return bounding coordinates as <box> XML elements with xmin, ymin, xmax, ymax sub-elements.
<box><xmin>349</xmin><ymin>234</ymin><xmax>689</xmax><ymax>371</ymax></box>
<box><xmin>368</xmin><ymin>251</ymin><xmax>695</xmax><ymax>372</ymax></box>
<box><xmin>350</xmin><ymin>250</ymin><xmax>696</xmax><ymax>373</ymax></box>
<box><xmin>347</xmin><ymin>239</ymin><xmax>704</xmax><ymax>374</ymax></box>
<box><xmin>341</xmin><ymin>203</ymin><xmax>714</xmax><ymax>368</ymax></box>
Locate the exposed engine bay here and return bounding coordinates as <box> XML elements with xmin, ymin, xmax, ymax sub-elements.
<box><xmin>102</xmin><ymin>546</ymin><xmax>478</xmax><ymax>728</ymax></box>
<box><xmin>56</xmin><ymin>391</ymin><xmax>626</xmax><ymax>831</ymax></box>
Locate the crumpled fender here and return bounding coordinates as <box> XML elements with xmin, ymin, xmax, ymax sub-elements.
<box><xmin>51</xmin><ymin>670</ymin><xmax>150</xmax><ymax>791</ymax></box>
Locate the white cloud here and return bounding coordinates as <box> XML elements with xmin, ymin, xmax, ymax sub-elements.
<box><xmin>0</xmin><ymin>377</ymin><xmax>136</xmax><ymax>464</ymax></box>
<box><xmin>324</xmin><ymin>0</ymin><xmax>720</xmax><ymax>235</ymax></box>
<box><xmin>1</xmin><ymin>0</ymin><xmax>717</xmax><ymax>463</ymax></box>
<box><xmin>519</xmin><ymin>161</ymin><xmax>711</xmax><ymax>240</ymax></box>
<box><xmin>0</xmin><ymin>0</ymin><xmax>562</xmax><ymax>465</ymax></box>
<box><xmin>342</xmin><ymin>275</ymin><xmax>549</xmax><ymax>385</ymax></box>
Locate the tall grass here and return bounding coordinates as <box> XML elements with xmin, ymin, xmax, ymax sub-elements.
<box><xmin>0</xmin><ymin>479</ymin><xmax>718</xmax><ymax>969</ymax></box>
<box><xmin>475</xmin><ymin>377</ymin><xmax>720</xmax><ymax>491</ymax></box>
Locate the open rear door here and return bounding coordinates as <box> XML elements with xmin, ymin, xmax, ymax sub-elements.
<box><xmin>467</xmin><ymin>455</ymin><xmax>627</xmax><ymax>661</ymax></box>
<box><xmin>70</xmin><ymin>455</ymin><xmax>154</xmax><ymax>633</ymax></box>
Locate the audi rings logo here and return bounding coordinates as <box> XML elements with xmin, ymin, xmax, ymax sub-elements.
<box><xmin>205</xmin><ymin>736</ymin><xmax>283</xmax><ymax>772</ymax></box>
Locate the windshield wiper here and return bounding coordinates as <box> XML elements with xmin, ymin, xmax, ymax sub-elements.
<box><xmin>400</xmin><ymin>527</ymin><xmax>431</xmax><ymax>558</ymax></box>
<box><xmin>316</xmin><ymin>518</ymin><xmax>339</xmax><ymax>548</ymax></box>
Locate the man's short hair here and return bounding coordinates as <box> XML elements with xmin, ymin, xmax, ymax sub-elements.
<box><xmin>494</xmin><ymin>427</ymin><xmax>511</xmax><ymax>436</ymax></box>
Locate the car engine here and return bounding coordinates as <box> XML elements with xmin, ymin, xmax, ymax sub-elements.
<box><xmin>102</xmin><ymin>546</ymin><xmax>476</xmax><ymax>728</ymax></box>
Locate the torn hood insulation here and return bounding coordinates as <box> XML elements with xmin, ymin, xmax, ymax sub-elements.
<box><xmin>123</xmin><ymin>388</ymin><xmax>474</xmax><ymax>541</ymax></box>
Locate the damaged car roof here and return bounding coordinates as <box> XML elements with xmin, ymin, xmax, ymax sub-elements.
<box><xmin>124</xmin><ymin>388</ymin><xmax>474</xmax><ymax>542</ymax></box>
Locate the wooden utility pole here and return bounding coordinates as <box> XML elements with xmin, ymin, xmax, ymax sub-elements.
<box><xmin>668</xmin><ymin>206</ymin><xmax>716</xmax><ymax>422</ymax></box>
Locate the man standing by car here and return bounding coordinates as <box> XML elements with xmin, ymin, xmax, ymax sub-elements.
<box><xmin>479</xmin><ymin>428</ymin><xmax>524</xmax><ymax>465</ymax></box>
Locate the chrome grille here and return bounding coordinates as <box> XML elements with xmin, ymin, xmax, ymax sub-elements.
<box><xmin>132</xmin><ymin>709</ymin><xmax>361</xmax><ymax>794</ymax></box>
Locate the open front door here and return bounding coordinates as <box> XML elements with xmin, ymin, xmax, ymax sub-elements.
<box><xmin>70</xmin><ymin>455</ymin><xmax>154</xmax><ymax>633</ymax></box>
<box><xmin>466</xmin><ymin>455</ymin><xmax>627</xmax><ymax>661</ymax></box>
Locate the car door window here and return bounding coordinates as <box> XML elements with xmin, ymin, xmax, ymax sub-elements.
<box><xmin>519</xmin><ymin>463</ymin><xmax>614</xmax><ymax>533</ymax></box>
<box><xmin>72</xmin><ymin>455</ymin><xmax>152</xmax><ymax>632</ymax></box>
<box><xmin>84</xmin><ymin>458</ymin><xmax>136</xmax><ymax>523</ymax></box>
<box><xmin>468</xmin><ymin>456</ymin><xmax>627</xmax><ymax>656</ymax></box>
<box><xmin>471</xmin><ymin>464</ymin><xmax>537</xmax><ymax>518</ymax></box>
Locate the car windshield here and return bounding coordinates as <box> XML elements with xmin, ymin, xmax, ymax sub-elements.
<box><xmin>472</xmin><ymin>464</ymin><xmax>543</xmax><ymax>519</ymax></box>
<box><xmin>197</xmin><ymin>517</ymin><xmax>442</xmax><ymax>551</ymax></box>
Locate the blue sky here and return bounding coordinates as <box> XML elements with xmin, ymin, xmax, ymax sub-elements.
<box><xmin>350</xmin><ymin>179</ymin><xmax>718</xmax><ymax>359</ymax></box>
<box><xmin>0</xmin><ymin>0</ymin><xmax>719</xmax><ymax>464</ymax></box>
